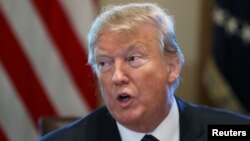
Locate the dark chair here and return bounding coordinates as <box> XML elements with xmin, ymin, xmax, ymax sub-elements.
<box><xmin>39</xmin><ymin>116</ymin><xmax>78</xmax><ymax>136</ymax></box>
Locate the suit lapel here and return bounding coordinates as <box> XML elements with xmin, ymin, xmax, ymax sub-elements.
<box><xmin>97</xmin><ymin>109</ymin><xmax>122</xmax><ymax>141</ymax></box>
<box><xmin>176</xmin><ymin>97</ymin><xmax>206</xmax><ymax>141</ymax></box>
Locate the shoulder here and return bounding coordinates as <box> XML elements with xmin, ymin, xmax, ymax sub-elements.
<box><xmin>38</xmin><ymin>106</ymin><xmax>112</xmax><ymax>141</ymax></box>
<box><xmin>176</xmin><ymin>97</ymin><xmax>250</xmax><ymax>124</ymax></box>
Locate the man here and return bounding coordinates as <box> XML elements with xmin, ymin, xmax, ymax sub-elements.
<box><xmin>39</xmin><ymin>3</ymin><xmax>250</xmax><ymax>141</ymax></box>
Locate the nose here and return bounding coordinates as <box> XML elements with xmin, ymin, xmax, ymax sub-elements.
<box><xmin>112</xmin><ymin>61</ymin><xmax>129</xmax><ymax>86</ymax></box>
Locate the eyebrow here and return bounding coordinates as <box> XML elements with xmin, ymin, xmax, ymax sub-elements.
<box><xmin>94</xmin><ymin>40</ymin><xmax>150</xmax><ymax>60</ymax></box>
<box><xmin>94</xmin><ymin>48</ymin><xmax>111</xmax><ymax>61</ymax></box>
<box><xmin>124</xmin><ymin>41</ymin><xmax>149</xmax><ymax>55</ymax></box>
<box><xmin>94</xmin><ymin>51</ymin><xmax>111</xmax><ymax>60</ymax></box>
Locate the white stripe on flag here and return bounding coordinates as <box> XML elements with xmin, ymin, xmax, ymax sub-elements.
<box><xmin>0</xmin><ymin>64</ymin><xmax>38</xmax><ymax>141</ymax></box>
<box><xmin>60</xmin><ymin>0</ymin><xmax>95</xmax><ymax>46</ymax></box>
<box><xmin>0</xmin><ymin>0</ymin><xmax>89</xmax><ymax>116</ymax></box>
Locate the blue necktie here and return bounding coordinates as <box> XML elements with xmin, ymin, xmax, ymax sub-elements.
<box><xmin>141</xmin><ymin>134</ymin><xmax>159</xmax><ymax>141</ymax></box>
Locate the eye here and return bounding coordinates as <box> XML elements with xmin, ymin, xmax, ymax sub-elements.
<box><xmin>128</xmin><ymin>56</ymin><xmax>139</xmax><ymax>62</ymax></box>
<box><xmin>126</xmin><ymin>54</ymin><xmax>146</xmax><ymax>68</ymax></box>
<box><xmin>99</xmin><ymin>61</ymin><xmax>106</xmax><ymax>66</ymax></box>
<box><xmin>97</xmin><ymin>60</ymin><xmax>110</xmax><ymax>67</ymax></box>
<box><xmin>96</xmin><ymin>59</ymin><xmax>112</xmax><ymax>72</ymax></box>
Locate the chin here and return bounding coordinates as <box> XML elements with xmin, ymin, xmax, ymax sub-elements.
<box><xmin>113</xmin><ymin>109</ymin><xmax>142</xmax><ymax>125</ymax></box>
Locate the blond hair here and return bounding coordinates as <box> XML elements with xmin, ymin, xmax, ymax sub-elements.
<box><xmin>88</xmin><ymin>3</ymin><xmax>184</xmax><ymax>90</ymax></box>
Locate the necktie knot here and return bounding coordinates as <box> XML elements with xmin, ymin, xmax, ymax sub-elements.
<box><xmin>141</xmin><ymin>134</ymin><xmax>159</xmax><ymax>141</ymax></box>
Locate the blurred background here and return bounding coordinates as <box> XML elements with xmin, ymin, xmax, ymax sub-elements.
<box><xmin>0</xmin><ymin>0</ymin><xmax>249</xmax><ymax>141</ymax></box>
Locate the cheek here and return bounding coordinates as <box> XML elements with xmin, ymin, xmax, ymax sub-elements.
<box><xmin>98</xmin><ymin>74</ymin><xmax>113</xmax><ymax>101</ymax></box>
<box><xmin>136</xmin><ymin>62</ymin><xmax>168</xmax><ymax>88</ymax></box>
<box><xmin>98</xmin><ymin>73</ymin><xmax>112</xmax><ymax>89</ymax></box>
<box><xmin>141</xmin><ymin>76</ymin><xmax>167</xmax><ymax>99</ymax></box>
<box><xmin>134</xmin><ymin>66</ymin><xmax>168</xmax><ymax>98</ymax></box>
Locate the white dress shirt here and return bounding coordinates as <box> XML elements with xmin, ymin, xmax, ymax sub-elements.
<box><xmin>117</xmin><ymin>98</ymin><xmax>180</xmax><ymax>141</ymax></box>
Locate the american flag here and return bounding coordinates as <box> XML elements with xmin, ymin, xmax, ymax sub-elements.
<box><xmin>204</xmin><ymin>0</ymin><xmax>250</xmax><ymax>113</ymax></box>
<box><xmin>0</xmin><ymin>0</ymin><xmax>99</xmax><ymax>140</ymax></box>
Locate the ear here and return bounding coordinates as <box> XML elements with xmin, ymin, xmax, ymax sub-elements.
<box><xmin>165</xmin><ymin>54</ymin><xmax>181</xmax><ymax>84</ymax></box>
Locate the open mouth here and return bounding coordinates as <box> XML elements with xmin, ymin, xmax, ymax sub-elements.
<box><xmin>117</xmin><ymin>93</ymin><xmax>131</xmax><ymax>102</ymax></box>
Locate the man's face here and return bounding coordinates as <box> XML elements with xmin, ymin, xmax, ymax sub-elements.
<box><xmin>94</xmin><ymin>23</ymin><xmax>177</xmax><ymax>131</ymax></box>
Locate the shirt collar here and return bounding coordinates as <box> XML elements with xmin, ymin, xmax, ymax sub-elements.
<box><xmin>117</xmin><ymin>98</ymin><xmax>180</xmax><ymax>141</ymax></box>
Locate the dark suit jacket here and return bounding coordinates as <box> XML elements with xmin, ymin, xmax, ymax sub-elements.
<box><xmin>39</xmin><ymin>97</ymin><xmax>250</xmax><ymax>141</ymax></box>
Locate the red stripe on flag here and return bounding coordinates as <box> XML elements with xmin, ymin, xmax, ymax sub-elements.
<box><xmin>0</xmin><ymin>125</ymin><xmax>9</xmax><ymax>141</ymax></box>
<box><xmin>32</xmin><ymin>0</ymin><xmax>97</xmax><ymax>110</ymax></box>
<box><xmin>0</xmin><ymin>10</ymin><xmax>57</xmax><ymax>128</ymax></box>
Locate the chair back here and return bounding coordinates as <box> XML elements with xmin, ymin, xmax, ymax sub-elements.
<box><xmin>39</xmin><ymin>116</ymin><xmax>78</xmax><ymax>136</ymax></box>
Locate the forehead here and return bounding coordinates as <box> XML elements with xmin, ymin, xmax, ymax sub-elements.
<box><xmin>94</xmin><ymin>22</ymin><xmax>161</xmax><ymax>53</ymax></box>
